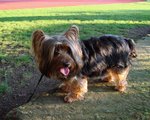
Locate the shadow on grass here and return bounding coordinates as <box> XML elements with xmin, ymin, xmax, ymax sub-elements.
<box><xmin>0</xmin><ymin>10</ymin><xmax>150</xmax><ymax>22</ymax></box>
<box><xmin>1</xmin><ymin>22</ymin><xmax>149</xmax><ymax>61</ymax></box>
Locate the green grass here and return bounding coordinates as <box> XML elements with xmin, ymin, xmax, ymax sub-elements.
<box><xmin>0</xmin><ymin>2</ymin><xmax>150</xmax><ymax>58</ymax></box>
<box><xmin>0</xmin><ymin>2</ymin><xmax>150</xmax><ymax>93</ymax></box>
<box><xmin>0</xmin><ymin>82</ymin><xmax>9</xmax><ymax>95</ymax></box>
<box><xmin>0</xmin><ymin>68</ymin><xmax>10</xmax><ymax>95</ymax></box>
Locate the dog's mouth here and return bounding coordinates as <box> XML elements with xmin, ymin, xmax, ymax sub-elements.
<box><xmin>60</xmin><ymin>67</ymin><xmax>70</xmax><ymax>76</ymax></box>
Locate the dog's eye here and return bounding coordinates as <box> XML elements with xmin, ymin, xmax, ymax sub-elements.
<box><xmin>117</xmin><ymin>65</ymin><xmax>124</xmax><ymax>68</ymax></box>
<box><xmin>54</xmin><ymin>51</ymin><xmax>60</xmax><ymax>56</ymax></box>
<box><xmin>67</xmin><ymin>49</ymin><xmax>72</xmax><ymax>54</ymax></box>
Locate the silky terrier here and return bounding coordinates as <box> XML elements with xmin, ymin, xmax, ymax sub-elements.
<box><xmin>32</xmin><ymin>25</ymin><xmax>137</xmax><ymax>103</ymax></box>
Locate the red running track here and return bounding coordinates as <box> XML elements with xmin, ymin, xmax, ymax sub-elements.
<box><xmin>0</xmin><ymin>0</ymin><xmax>144</xmax><ymax>10</ymax></box>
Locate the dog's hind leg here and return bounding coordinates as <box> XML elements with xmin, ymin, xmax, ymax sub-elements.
<box><xmin>107</xmin><ymin>67</ymin><xmax>130</xmax><ymax>92</ymax></box>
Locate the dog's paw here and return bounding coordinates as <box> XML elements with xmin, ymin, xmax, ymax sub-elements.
<box><xmin>115</xmin><ymin>85</ymin><xmax>127</xmax><ymax>93</ymax></box>
<box><xmin>64</xmin><ymin>96</ymin><xmax>74</xmax><ymax>103</ymax></box>
<box><xmin>64</xmin><ymin>95</ymin><xmax>84</xmax><ymax>103</ymax></box>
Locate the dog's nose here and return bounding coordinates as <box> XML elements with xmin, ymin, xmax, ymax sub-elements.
<box><xmin>63</xmin><ymin>62</ymin><xmax>71</xmax><ymax>67</ymax></box>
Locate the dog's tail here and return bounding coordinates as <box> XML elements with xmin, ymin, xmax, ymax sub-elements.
<box><xmin>125</xmin><ymin>38</ymin><xmax>137</xmax><ymax>58</ymax></box>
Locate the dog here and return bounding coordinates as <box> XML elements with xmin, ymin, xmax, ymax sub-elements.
<box><xmin>32</xmin><ymin>25</ymin><xmax>137</xmax><ymax>103</ymax></box>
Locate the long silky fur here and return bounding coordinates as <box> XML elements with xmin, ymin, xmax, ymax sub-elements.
<box><xmin>80</xmin><ymin>35</ymin><xmax>137</xmax><ymax>77</ymax></box>
<box><xmin>32</xmin><ymin>25</ymin><xmax>137</xmax><ymax>80</ymax></box>
<box><xmin>32</xmin><ymin>33</ymin><xmax>83</xmax><ymax>77</ymax></box>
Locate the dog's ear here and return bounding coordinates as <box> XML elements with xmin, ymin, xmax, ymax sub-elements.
<box><xmin>64</xmin><ymin>25</ymin><xmax>79</xmax><ymax>41</ymax></box>
<box><xmin>32</xmin><ymin>30</ymin><xmax>45</xmax><ymax>55</ymax></box>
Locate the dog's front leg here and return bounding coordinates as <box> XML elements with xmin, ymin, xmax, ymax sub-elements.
<box><xmin>64</xmin><ymin>76</ymin><xmax>88</xmax><ymax>103</ymax></box>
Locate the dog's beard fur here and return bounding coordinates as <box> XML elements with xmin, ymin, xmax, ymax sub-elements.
<box><xmin>32</xmin><ymin>25</ymin><xmax>137</xmax><ymax>103</ymax></box>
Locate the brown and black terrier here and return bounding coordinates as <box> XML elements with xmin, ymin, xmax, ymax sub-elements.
<box><xmin>32</xmin><ymin>25</ymin><xmax>137</xmax><ymax>103</ymax></box>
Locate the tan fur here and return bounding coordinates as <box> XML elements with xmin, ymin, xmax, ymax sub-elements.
<box><xmin>60</xmin><ymin>76</ymin><xmax>88</xmax><ymax>103</ymax></box>
<box><xmin>106</xmin><ymin>67</ymin><xmax>130</xmax><ymax>92</ymax></box>
<box><xmin>32</xmin><ymin>30</ymin><xmax>45</xmax><ymax>66</ymax></box>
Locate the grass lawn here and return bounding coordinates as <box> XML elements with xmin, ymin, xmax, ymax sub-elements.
<box><xmin>0</xmin><ymin>2</ymin><xmax>150</xmax><ymax>59</ymax></box>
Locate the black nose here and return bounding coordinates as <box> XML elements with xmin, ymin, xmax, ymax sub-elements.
<box><xmin>63</xmin><ymin>62</ymin><xmax>71</xmax><ymax>67</ymax></box>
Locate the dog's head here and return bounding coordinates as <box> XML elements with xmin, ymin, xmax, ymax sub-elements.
<box><xmin>32</xmin><ymin>25</ymin><xmax>83</xmax><ymax>80</ymax></box>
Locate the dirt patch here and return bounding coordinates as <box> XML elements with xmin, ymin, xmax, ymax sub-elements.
<box><xmin>0</xmin><ymin>62</ymin><xmax>60</xmax><ymax>119</ymax></box>
<box><xmin>127</xmin><ymin>26</ymin><xmax>150</xmax><ymax>40</ymax></box>
<box><xmin>0</xmin><ymin>27</ymin><xmax>150</xmax><ymax>119</ymax></box>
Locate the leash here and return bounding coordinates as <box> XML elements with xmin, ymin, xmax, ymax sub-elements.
<box><xmin>27</xmin><ymin>74</ymin><xmax>44</xmax><ymax>102</ymax></box>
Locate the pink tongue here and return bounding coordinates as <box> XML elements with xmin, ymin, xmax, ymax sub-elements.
<box><xmin>60</xmin><ymin>68</ymin><xmax>70</xmax><ymax>76</ymax></box>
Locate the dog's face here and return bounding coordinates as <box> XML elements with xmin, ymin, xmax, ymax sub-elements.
<box><xmin>32</xmin><ymin>25</ymin><xmax>83</xmax><ymax>80</ymax></box>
